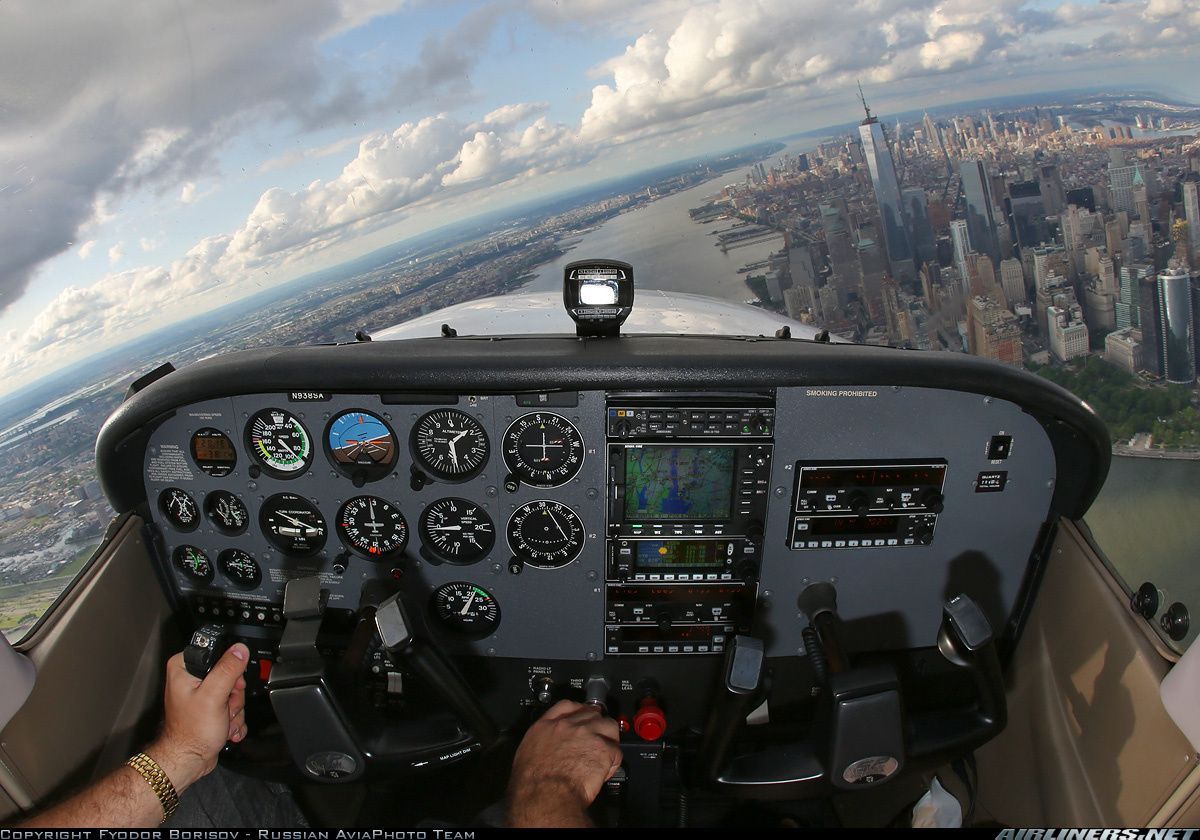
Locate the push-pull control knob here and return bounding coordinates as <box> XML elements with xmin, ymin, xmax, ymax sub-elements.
<box><xmin>919</xmin><ymin>488</ymin><xmax>945</xmax><ymax>513</ymax></box>
<box><xmin>633</xmin><ymin>696</ymin><xmax>666</xmax><ymax>741</ymax></box>
<box><xmin>848</xmin><ymin>491</ymin><xmax>870</xmax><ymax>516</ymax></box>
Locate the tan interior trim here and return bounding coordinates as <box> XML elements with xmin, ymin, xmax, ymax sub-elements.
<box><xmin>1148</xmin><ymin>761</ymin><xmax>1200</xmax><ymax>828</ymax></box>
<box><xmin>1064</xmin><ymin>519</ymin><xmax>1180</xmax><ymax>664</ymax></box>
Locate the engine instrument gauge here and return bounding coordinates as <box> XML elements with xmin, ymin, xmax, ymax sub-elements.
<box><xmin>506</xmin><ymin>500</ymin><xmax>585</xmax><ymax>568</ymax></box>
<box><xmin>418</xmin><ymin>497</ymin><xmax>495</xmax><ymax>564</ymax></box>
<box><xmin>218</xmin><ymin>549</ymin><xmax>261</xmax><ymax>589</ymax></box>
<box><xmin>337</xmin><ymin>496</ymin><xmax>408</xmax><ymax>559</ymax></box>
<box><xmin>260</xmin><ymin>493</ymin><xmax>327</xmax><ymax>556</ymax></box>
<box><xmin>205</xmin><ymin>490</ymin><xmax>249</xmax><ymax>535</ymax></box>
<box><xmin>246</xmin><ymin>409</ymin><xmax>312</xmax><ymax>477</ymax></box>
<box><xmin>159</xmin><ymin>488</ymin><xmax>200</xmax><ymax>532</ymax></box>
<box><xmin>431</xmin><ymin>582</ymin><xmax>501</xmax><ymax>636</ymax></box>
<box><xmin>326</xmin><ymin>411</ymin><xmax>397</xmax><ymax>480</ymax></box>
<box><xmin>173</xmin><ymin>545</ymin><xmax>213</xmax><ymax>584</ymax></box>
<box><xmin>502</xmin><ymin>413</ymin><xmax>585</xmax><ymax>487</ymax></box>
<box><xmin>411</xmin><ymin>409</ymin><xmax>490</xmax><ymax>481</ymax></box>
<box><xmin>191</xmin><ymin>428</ymin><xmax>237</xmax><ymax>477</ymax></box>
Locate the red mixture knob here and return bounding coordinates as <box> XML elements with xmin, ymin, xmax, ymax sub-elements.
<box><xmin>633</xmin><ymin>696</ymin><xmax>666</xmax><ymax>741</ymax></box>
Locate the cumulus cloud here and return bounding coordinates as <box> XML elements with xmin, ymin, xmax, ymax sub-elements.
<box><xmin>107</xmin><ymin>243</ymin><xmax>124</xmax><ymax>265</ymax></box>
<box><xmin>4</xmin><ymin>0</ymin><xmax>1200</xmax><ymax>388</ymax></box>
<box><xmin>139</xmin><ymin>237</ymin><xmax>159</xmax><ymax>252</ymax></box>
<box><xmin>0</xmin><ymin>0</ymin><xmax>495</xmax><ymax>315</ymax></box>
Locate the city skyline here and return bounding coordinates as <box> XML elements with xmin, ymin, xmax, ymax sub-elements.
<box><xmin>4</xmin><ymin>0</ymin><xmax>1200</xmax><ymax>392</ymax></box>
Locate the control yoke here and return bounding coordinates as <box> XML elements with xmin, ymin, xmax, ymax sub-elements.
<box><xmin>264</xmin><ymin>577</ymin><xmax>501</xmax><ymax>783</ymax></box>
<box><xmin>698</xmin><ymin>590</ymin><xmax>1006</xmax><ymax>798</ymax></box>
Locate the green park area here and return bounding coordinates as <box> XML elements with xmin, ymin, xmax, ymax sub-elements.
<box><xmin>1030</xmin><ymin>356</ymin><xmax>1200</xmax><ymax>446</ymax></box>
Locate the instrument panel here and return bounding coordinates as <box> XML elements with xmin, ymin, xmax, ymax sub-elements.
<box><xmin>143</xmin><ymin>386</ymin><xmax>1058</xmax><ymax>662</ymax></box>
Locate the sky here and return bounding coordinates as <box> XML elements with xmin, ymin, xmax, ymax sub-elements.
<box><xmin>1</xmin><ymin>0</ymin><xmax>1198</xmax><ymax>394</ymax></box>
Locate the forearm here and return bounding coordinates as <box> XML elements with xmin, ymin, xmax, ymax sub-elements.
<box><xmin>507</xmin><ymin>779</ymin><xmax>594</xmax><ymax>828</ymax></box>
<box><xmin>18</xmin><ymin>766</ymin><xmax>166</xmax><ymax>828</ymax></box>
<box><xmin>18</xmin><ymin>739</ymin><xmax>205</xmax><ymax>829</ymax></box>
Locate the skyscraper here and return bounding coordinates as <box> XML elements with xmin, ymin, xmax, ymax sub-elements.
<box><xmin>960</xmin><ymin>159</ymin><xmax>999</xmax><ymax>264</ymax></box>
<box><xmin>1108</xmin><ymin>163</ymin><xmax>1144</xmax><ymax>216</ymax></box>
<box><xmin>902</xmin><ymin>186</ymin><xmax>936</xmax><ymax>263</ymax></box>
<box><xmin>1000</xmin><ymin>258</ymin><xmax>1026</xmax><ymax>305</ymax></box>
<box><xmin>1158</xmin><ymin>266</ymin><xmax>1195</xmax><ymax>384</ymax></box>
<box><xmin>1183</xmin><ymin>176</ymin><xmax>1200</xmax><ymax>269</ymax></box>
<box><xmin>1117</xmin><ymin>262</ymin><xmax>1152</xmax><ymax>330</ymax></box>
<box><xmin>950</xmin><ymin>219</ymin><xmax>971</xmax><ymax>296</ymax></box>
<box><xmin>1007</xmin><ymin>180</ymin><xmax>1048</xmax><ymax>252</ymax></box>
<box><xmin>857</xmin><ymin>89</ymin><xmax>914</xmax><ymax>281</ymax></box>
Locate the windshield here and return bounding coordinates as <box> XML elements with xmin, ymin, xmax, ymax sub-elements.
<box><xmin>1</xmin><ymin>1</ymin><xmax>1199</xmax><ymax>645</ymax></box>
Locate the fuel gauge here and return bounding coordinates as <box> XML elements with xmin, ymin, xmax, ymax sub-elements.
<box><xmin>218</xmin><ymin>549</ymin><xmax>261</xmax><ymax>590</ymax></box>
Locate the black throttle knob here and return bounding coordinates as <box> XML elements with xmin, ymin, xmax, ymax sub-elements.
<box><xmin>1131</xmin><ymin>581</ymin><xmax>1159</xmax><ymax>620</ymax></box>
<box><xmin>184</xmin><ymin>623</ymin><xmax>231</xmax><ymax>678</ymax></box>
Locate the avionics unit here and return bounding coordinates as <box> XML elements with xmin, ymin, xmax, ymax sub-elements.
<box><xmin>604</xmin><ymin>396</ymin><xmax>771</xmax><ymax>656</ymax></box>
<box><xmin>788</xmin><ymin>460</ymin><xmax>947</xmax><ymax>550</ymax></box>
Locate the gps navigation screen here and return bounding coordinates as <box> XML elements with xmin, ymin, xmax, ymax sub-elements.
<box><xmin>624</xmin><ymin>446</ymin><xmax>735</xmax><ymax>521</ymax></box>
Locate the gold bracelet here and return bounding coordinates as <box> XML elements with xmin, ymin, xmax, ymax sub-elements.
<box><xmin>125</xmin><ymin>752</ymin><xmax>180</xmax><ymax>823</ymax></box>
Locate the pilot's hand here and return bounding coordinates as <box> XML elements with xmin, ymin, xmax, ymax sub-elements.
<box><xmin>507</xmin><ymin>700</ymin><xmax>623</xmax><ymax>828</ymax></box>
<box><xmin>147</xmin><ymin>644</ymin><xmax>249</xmax><ymax>793</ymax></box>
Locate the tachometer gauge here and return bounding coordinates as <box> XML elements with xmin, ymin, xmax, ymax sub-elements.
<box><xmin>246</xmin><ymin>409</ymin><xmax>312</xmax><ymax>477</ymax></box>
<box><xmin>431</xmin><ymin>582</ymin><xmax>500</xmax><ymax>636</ymax></box>
<box><xmin>218</xmin><ymin>549</ymin><xmax>261</xmax><ymax>589</ymax></box>
<box><xmin>260</xmin><ymin>493</ymin><xmax>327</xmax><ymax>556</ymax></box>
<box><xmin>191</xmin><ymin>428</ymin><xmax>237</xmax><ymax>477</ymax></box>
<box><xmin>337</xmin><ymin>496</ymin><xmax>408</xmax><ymax>559</ymax></box>
<box><xmin>506</xmin><ymin>500</ymin><xmax>585</xmax><ymax>569</ymax></box>
<box><xmin>159</xmin><ymin>488</ymin><xmax>200</xmax><ymax>532</ymax></box>
<box><xmin>502</xmin><ymin>413</ymin><xmax>585</xmax><ymax>487</ymax></box>
<box><xmin>418</xmin><ymin>497</ymin><xmax>495</xmax><ymax>564</ymax></box>
<box><xmin>326</xmin><ymin>410</ymin><xmax>397</xmax><ymax>480</ymax></box>
<box><xmin>173</xmin><ymin>545</ymin><xmax>213</xmax><ymax>584</ymax></box>
<box><xmin>205</xmin><ymin>490</ymin><xmax>249</xmax><ymax>535</ymax></box>
<box><xmin>410</xmin><ymin>409</ymin><xmax>490</xmax><ymax>481</ymax></box>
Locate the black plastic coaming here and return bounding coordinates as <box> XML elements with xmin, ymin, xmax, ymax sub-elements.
<box><xmin>95</xmin><ymin>333</ymin><xmax>1111</xmax><ymax>517</ymax></box>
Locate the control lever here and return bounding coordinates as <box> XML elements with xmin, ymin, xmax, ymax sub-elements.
<box><xmin>268</xmin><ymin>576</ymin><xmax>366</xmax><ymax>783</ymax></box>
<box><xmin>375</xmin><ymin>593</ymin><xmax>499</xmax><ymax>748</ymax></box>
<box><xmin>697</xmin><ymin>635</ymin><xmax>765</xmax><ymax>783</ymax></box>
<box><xmin>907</xmin><ymin>594</ymin><xmax>1006</xmax><ymax>761</ymax></box>
<box><xmin>183</xmin><ymin>623</ymin><xmax>231</xmax><ymax>678</ymax></box>
<box><xmin>584</xmin><ymin>675</ymin><xmax>610</xmax><ymax>713</ymax></box>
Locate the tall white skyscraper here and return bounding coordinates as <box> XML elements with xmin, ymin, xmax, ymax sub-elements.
<box><xmin>857</xmin><ymin>89</ymin><xmax>914</xmax><ymax>281</ymax></box>
<box><xmin>950</xmin><ymin>219</ymin><xmax>971</xmax><ymax>297</ymax></box>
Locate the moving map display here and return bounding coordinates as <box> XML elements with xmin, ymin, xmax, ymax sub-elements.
<box><xmin>624</xmin><ymin>446</ymin><xmax>735</xmax><ymax>521</ymax></box>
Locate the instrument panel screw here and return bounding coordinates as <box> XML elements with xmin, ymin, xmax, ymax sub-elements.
<box><xmin>486</xmin><ymin>485</ymin><xmax>498</xmax><ymax>497</ymax></box>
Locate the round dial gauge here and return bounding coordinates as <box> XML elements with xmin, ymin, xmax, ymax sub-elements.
<box><xmin>418</xmin><ymin>497</ymin><xmax>495</xmax><ymax>564</ymax></box>
<box><xmin>205</xmin><ymin>490</ymin><xmax>249</xmax><ymax>535</ymax></box>
<box><xmin>506</xmin><ymin>500</ymin><xmax>586</xmax><ymax>569</ymax></box>
<box><xmin>431</xmin><ymin>582</ymin><xmax>501</xmax><ymax>636</ymax></box>
<box><xmin>411</xmin><ymin>409</ymin><xmax>490</xmax><ymax>481</ymax></box>
<box><xmin>191</xmin><ymin>428</ymin><xmax>237</xmax><ymax>477</ymax></box>
<box><xmin>337</xmin><ymin>496</ymin><xmax>408</xmax><ymax>559</ymax></box>
<box><xmin>218</xmin><ymin>549</ymin><xmax>261</xmax><ymax>589</ymax></box>
<box><xmin>173</xmin><ymin>545</ymin><xmax>213</xmax><ymax>584</ymax></box>
<box><xmin>159</xmin><ymin>488</ymin><xmax>200</xmax><ymax>532</ymax></box>
<box><xmin>502</xmin><ymin>413</ymin><xmax>585</xmax><ymax>487</ymax></box>
<box><xmin>260</xmin><ymin>493</ymin><xmax>327</xmax><ymax>556</ymax></box>
<box><xmin>246</xmin><ymin>409</ymin><xmax>312</xmax><ymax>477</ymax></box>
<box><xmin>326</xmin><ymin>410</ymin><xmax>397</xmax><ymax>479</ymax></box>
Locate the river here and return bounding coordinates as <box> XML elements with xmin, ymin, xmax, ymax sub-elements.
<box><xmin>521</xmin><ymin>140</ymin><xmax>820</xmax><ymax>301</ymax></box>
